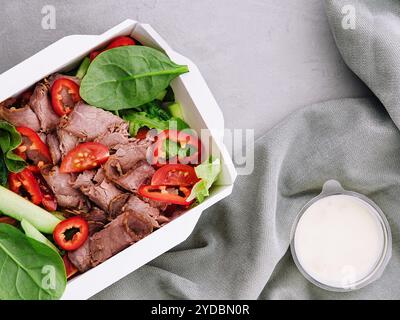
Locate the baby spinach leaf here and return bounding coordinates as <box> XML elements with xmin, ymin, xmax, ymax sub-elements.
<box><xmin>0</xmin><ymin>120</ymin><xmax>26</xmax><ymax>173</ymax></box>
<box><xmin>0</xmin><ymin>224</ymin><xmax>66</xmax><ymax>300</ymax></box>
<box><xmin>80</xmin><ymin>46</ymin><xmax>189</xmax><ymax>110</ymax></box>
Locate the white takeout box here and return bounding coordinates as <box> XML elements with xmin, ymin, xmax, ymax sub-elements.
<box><xmin>0</xmin><ymin>20</ymin><xmax>237</xmax><ymax>299</ymax></box>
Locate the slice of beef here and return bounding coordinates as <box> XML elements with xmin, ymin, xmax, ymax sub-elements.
<box><xmin>29</xmin><ymin>82</ymin><xmax>59</xmax><ymax>131</ymax></box>
<box><xmin>71</xmin><ymin>170</ymin><xmax>96</xmax><ymax>189</ymax></box>
<box><xmin>0</xmin><ymin>98</ymin><xmax>41</xmax><ymax>131</ymax></box>
<box><xmin>82</xmin><ymin>207</ymin><xmax>108</xmax><ymax>235</ymax></box>
<box><xmin>61</xmin><ymin>102</ymin><xmax>127</xmax><ymax>140</ymax></box>
<box><xmin>95</xmin><ymin>131</ymin><xmax>129</xmax><ymax>148</ymax></box>
<box><xmin>108</xmin><ymin>193</ymin><xmax>130</xmax><ymax>220</ymax></box>
<box><xmin>90</xmin><ymin>210</ymin><xmax>154</xmax><ymax>267</ymax></box>
<box><xmin>107</xmin><ymin>142</ymin><xmax>148</xmax><ymax>173</ymax></box>
<box><xmin>123</xmin><ymin>195</ymin><xmax>160</xmax><ymax>228</ymax></box>
<box><xmin>47</xmin><ymin>133</ymin><xmax>62</xmax><ymax>165</ymax></box>
<box><xmin>80</xmin><ymin>179</ymin><xmax>123</xmax><ymax>212</ymax></box>
<box><xmin>93</xmin><ymin>168</ymin><xmax>105</xmax><ymax>184</ymax></box>
<box><xmin>110</xmin><ymin>161</ymin><xmax>155</xmax><ymax>193</ymax></box>
<box><xmin>68</xmin><ymin>239</ymin><xmax>90</xmax><ymax>272</ymax></box>
<box><xmin>142</xmin><ymin>197</ymin><xmax>169</xmax><ymax>211</ymax></box>
<box><xmin>57</xmin><ymin>128</ymin><xmax>79</xmax><ymax>157</ymax></box>
<box><xmin>40</xmin><ymin>165</ymin><xmax>87</xmax><ymax>209</ymax></box>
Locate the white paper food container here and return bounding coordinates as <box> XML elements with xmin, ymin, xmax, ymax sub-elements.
<box><xmin>0</xmin><ymin>20</ymin><xmax>237</xmax><ymax>300</ymax></box>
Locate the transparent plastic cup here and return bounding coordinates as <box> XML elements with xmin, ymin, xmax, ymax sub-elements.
<box><xmin>290</xmin><ymin>180</ymin><xmax>392</xmax><ymax>292</ymax></box>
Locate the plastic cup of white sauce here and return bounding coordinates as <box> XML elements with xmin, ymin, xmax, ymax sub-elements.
<box><xmin>290</xmin><ymin>180</ymin><xmax>392</xmax><ymax>292</ymax></box>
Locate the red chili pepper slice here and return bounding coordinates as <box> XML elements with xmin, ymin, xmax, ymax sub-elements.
<box><xmin>16</xmin><ymin>126</ymin><xmax>52</xmax><ymax>164</ymax></box>
<box><xmin>147</xmin><ymin>130</ymin><xmax>203</xmax><ymax>166</ymax></box>
<box><xmin>53</xmin><ymin>216</ymin><xmax>89</xmax><ymax>251</ymax></box>
<box><xmin>63</xmin><ymin>255</ymin><xmax>79</xmax><ymax>279</ymax></box>
<box><xmin>51</xmin><ymin>78</ymin><xmax>80</xmax><ymax>116</ymax></box>
<box><xmin>138</xmin><ymin>185</ymin><xmax>193</xmax><ymax>206</ymax></box>
<box><xmin>0</xmin><ymin>216</ymin><xmax>18</xmax><ymax>226</ymax></box>
<box><xmin>8</xmin><ymin>169</ymin><xmax>43</xmax><ymax>205</ymax></box>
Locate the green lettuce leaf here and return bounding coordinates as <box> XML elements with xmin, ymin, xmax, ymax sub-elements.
<box><xmin>187</xmin><ymin>157</ymin><xmax>221</xmax><ymax>203</ymax></box>
<box><xmin>0</xmin><ymin>121</ymin><xmax>26</xmax><ymax>176</ymax></box>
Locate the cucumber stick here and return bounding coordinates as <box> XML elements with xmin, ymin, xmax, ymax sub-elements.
<box><xmin>167</xmin><ymin>102</ymin><xmax>184</xmax><ymax>120</ymax></box>
<box><xmin>21</xmin><ymin>219</ymin><xmax>59</xmax><ymax>253</ymax></box>
<box><xmin>0</xmin><ymin>186</ymin><xmax>61</xmax><ymax>233</ymax></box>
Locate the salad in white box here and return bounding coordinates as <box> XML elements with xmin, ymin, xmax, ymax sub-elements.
<box><xmin>0</xmin><ymin>36</ymin><xmax>221</xmax><ymax>299</ymax></box>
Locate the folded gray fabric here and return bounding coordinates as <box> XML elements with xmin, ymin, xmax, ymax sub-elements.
<box><xmin>94</xmin><ymin>0</ymin><xmax>400</xmax><ymax>299</ymax></box>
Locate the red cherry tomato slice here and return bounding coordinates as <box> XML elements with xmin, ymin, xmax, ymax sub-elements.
<box><xmin>60</xmin><ymin>142</ymin><xmax>109</xmax><ymax>173</ymax></box>
<box><xmin>51</xmin><ymin>78</ymin><xmax>80</xmax><ymax>116</ymax></box>
<box><xmin>106</xmin><ymin>36</ymin><xmax>136</xmax><ymax>49</ymax></box>
<box><xmin>151</xmin><ymin>164</ymin><xmax>199</xmax><ymax>187</ymax></box>
<box><xmin>89</xmin><ymin>36</ymin><xmax>136</xmax><ymax>61</ymax></box>
<box><xmin>53</xmin><ymin>216</ymin><xmax>89</xmax><ymax>251</ymax></box>
<box><xmin>16</xmin><ymin>126</ymin><xmax>52</xmax><ymax>164</ymax></box>
<box><xmin>0</xmin><ymin>216</ymin><xmax>18</xmax><ymax>226</ymax></box>
<box><xmin>138</xmin><ymin>185</ymin><xmax>193</xmax><ymax>206</ymax></box>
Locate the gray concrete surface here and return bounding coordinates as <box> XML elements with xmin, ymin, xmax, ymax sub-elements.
<box><xmin>0</xmin><ymin>0</ymin><xmax>370</xmax><ymax>139</ymax></box>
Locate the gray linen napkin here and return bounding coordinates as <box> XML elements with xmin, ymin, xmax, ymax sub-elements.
<box><xmin>94</xmin><ymin>0</ymin><xmax>400</xmax><ymax>299</ymax></box>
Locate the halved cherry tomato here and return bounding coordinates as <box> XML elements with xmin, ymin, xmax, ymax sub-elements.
<box><xmin>60</xmin><ymin>142</ymin><xmax>109</xmax><ymax>173</ymax></box>
<box><xmin>106</xmin><ymin>36</ymin><xmax>136</xmax><ymax>49</ymax></box>
<box><xmin>138</xmin><ymin>185</ymin><xmax>193</xmax><ymax>206</ymax></box>
<box><xmin>16</xmin><ymin>126</ymin><xmax>51</xmax><ymax>164</ymax></box>
<box><xmin>151</xmin><ymin>164</ymin><xmax>199</xmax><ymax>187</ymax></box>
<box><xmin>147</xmin><ymin>130</ymin><xmax>203</xmax><ymax>166</ymax></box>
<box><xmin>9</xmin><ymin>169</ymin><xmax>43</xmax><ymax>205</ymax></box>
<box><xmin>51</xmin><ymin>78</ymin><xmax>80</xmax><ymax>116</ymax></box>
<box><xmin>63</xmin><ymin>255</ymin><xmax>78</xmax><ymax>279</ymax></box>
<box><xmin>53</xmin><ymin>216</ymin><xmax>89</xmax><ymax>251</ymax></box>
<box><xmin>89</xmin><ymin>36</ymin><xmax>136</xmax><ymax>61</ymax></box>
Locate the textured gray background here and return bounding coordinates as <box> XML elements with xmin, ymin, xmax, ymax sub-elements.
<box><xmin>1</xmin><ymin>0</ymin><xmax>370</xmax><ymax>138</ymax></box>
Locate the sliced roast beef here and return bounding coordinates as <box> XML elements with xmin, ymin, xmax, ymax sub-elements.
<box><xmin>71</xmin><ymin>170</ymin><xmax>96</xmax><ymax>189</ymax></box>
<box><xmin>29</xmin><ymin>82</ymin><xmax>59</xmax><ymax>131</ymax></box>
<box><xmin>80</xmin><ymin>179</ymin><xmax>123</xmax><ymax>212</ymax></box>
<box><xmin>110</xmin><ymin>161</ymin><xmax>155</xmax><ymax>192</ymax></box>
<box><xmin>106</xmin><ymin>142</ymin><xmax>148</xmax><ymax>173</ymax></box>
<box><xmin>95</xmin><ymin>130</ymin><xmax>129</xmax><ymax>148</ymax></box>
<box><xmin>61</xmin><ymin>102</ymin><xmax>127</xmax><ymax>140</ymax></box>
<box><xmin>40</xmin><ymin>165</ymin><xmax>87</xmax><ymax>209</ymax></box>
<box><xmin>0</xmin><ymin>98</ymin><xmax>40</xmax><ymax>131</ymax></box>
<box><xmin>142</xmin><ymin>197</ymin><xmax>169</xmax><ymax>211</ymax></box>
<box><xmin>122</xmin><ymin>195</ymin><xmax>160</xmax><ymax>228</ymax></box>
<box><xmin>47</xmin><ymin>133</ymin><xmax>62</xmax><ymax>165</ymax></box>
<box><xmin>57</xmin><ymin>128</ymin><xmax>79</xmax><ymax>157</ymax></box>
<box><xmin>90</xmin><ymin>210</ymin><xmax>154</xmax><ymax>267</ymax></box>
<box><xmin>68</xmin><ymin>239</ymin><xmax>91</xmax><ymax>272</ymax></box>
<box><xmin>69</xmin><ymin>210</ymin><xmax>154</xmax><ymax>271</ymax></box>
<box><xmin>82</xmin><ymin>207</ymin><xmax>108</xmax><ymax>235</ymax></box>
<box><xmin>108</xmin><ymin>193</ymin><xmax>130</xmax><ymax>220</ymax></box>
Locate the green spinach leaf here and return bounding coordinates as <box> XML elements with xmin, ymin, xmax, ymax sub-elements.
<box><xmin>80</xmin><ymin>46</ymin><xmax>189</xmax><ymax>110</ymax></box>
<box><xmin>0</xmin><ymin>224</ymin><xmax>66</xmax><ymax>300</ymax></box>
<box><xmin>0</xmin><ymin>120</ymin><xmax>26</xmax><ymax>173</ymax></box>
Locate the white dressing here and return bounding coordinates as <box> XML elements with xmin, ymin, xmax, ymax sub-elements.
<box><xmin>293</xmin><ymin>194</ymin><xmax>385</xmax><ymax>289</ymax></box>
